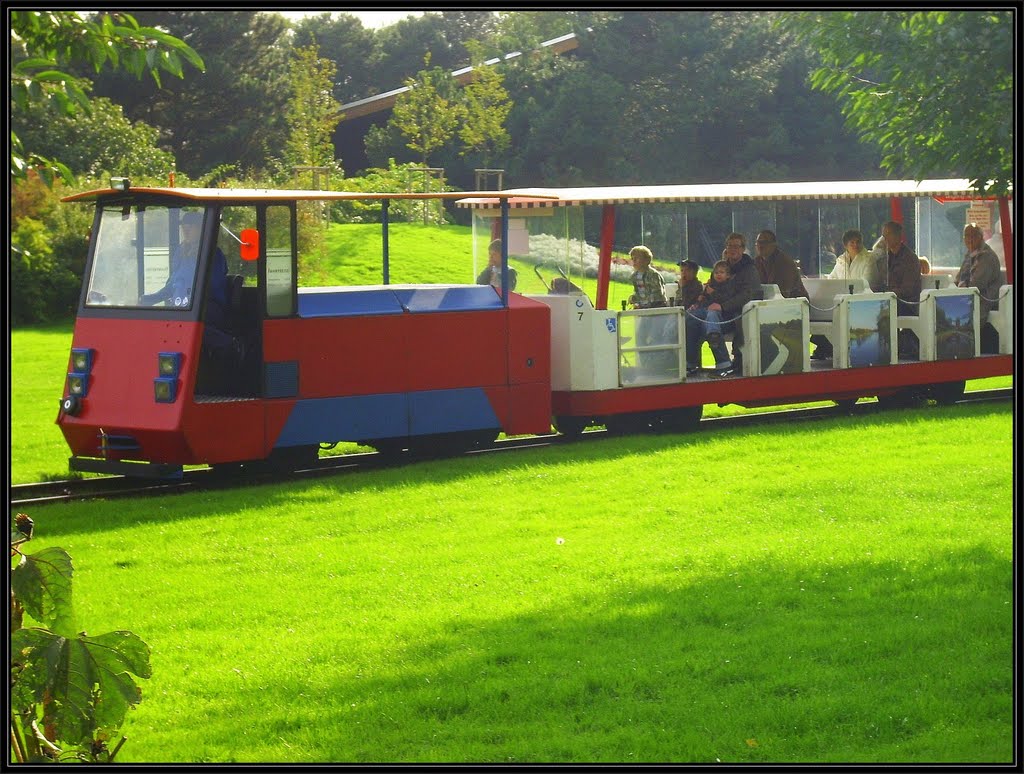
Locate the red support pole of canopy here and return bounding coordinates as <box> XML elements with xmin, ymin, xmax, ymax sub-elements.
<box><xmin>596</xmin><ymin>204</ymin><xmax>616</xmax><ymax>310</ymax></box>
<box><xmin>998</xmin><ymin>197</ymin><xmax>1013</xmax><ymax>284</ymax></box>
<box><xmin>890</xmin><ymin>196</ymin><xmax>903</xmax><ymax>225</ymax></box>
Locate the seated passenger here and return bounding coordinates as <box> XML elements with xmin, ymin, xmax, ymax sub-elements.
<box><xmin>826</xmin><ymin>229</ymin><xmax>880</xmax><ymax>290</ymax></box>
<box><xmin>627</xmin><ymin>245</ymin><xmax>667</xmax><ymax>309</ymax></box>
<box><xmin>476</xmin><ymin>239</ymin><xmax>518</xmax><ymax>292</ymax></box>
<box><xmin>812</xmin><ymin>228</ymin><xmax>879</xmax><ymax>360</ymax></box>
<box><xmin>919</xmin><ymin>256</ymin><xmax>931</xmax><ymax>275</ymax></box>
<box><xmin>878</xmin><ymin>220</ymin><xmax>922</xmax><ymax>358</ymax></box>
<box><xmin>685</xmin><ymin>233</ymin><xmax>762</xmax><ymax>376</ymax></box>
<box><xmin>754</xmin><ymin>230</ymin><xmax>808</xmax><ymax>299</ymax></box>
<box><xmin>687</xmin><ymin>258</ymin><xmax>733</xmax><ymax>371</ymax></box>
<box><xmin>626</xmin><ymin>246</ymin><xmax>671</xmax><ymax>373</ymax></box>
<box><xmin>956</xmin><ymin>222</ymin><xmax>1003</xmax><ymax>353</ymax></box>
<box><xmin>674</xmin><ymin>258</ymin><xmax>703</xmax><ymax>308</ymax></box>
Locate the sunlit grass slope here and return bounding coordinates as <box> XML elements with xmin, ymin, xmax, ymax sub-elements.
<box><xmin>20</xmin><ymin>403</ymin><xmax>1014</xmax><ymax>763</ymax></box>
<box><xmin>321</xmin><ymin>221</ymin><xmax>633</xmax><ymax>305</ymax></box>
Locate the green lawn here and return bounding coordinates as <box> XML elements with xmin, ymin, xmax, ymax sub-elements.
<box><xmin>17</xmin><ymin>402</ymin><xmax>1014</xmax><ymax>763</ymax></box>
<box><xmin>9</xmin><ymin>233</ymin><xmax>1015</xmax><ymax>760</ymax></box>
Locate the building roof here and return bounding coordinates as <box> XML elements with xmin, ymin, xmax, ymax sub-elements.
<box><xmin>334</xmin><ymin>32</ymin><xmax>579</xmax><ymax>122</ymax></box>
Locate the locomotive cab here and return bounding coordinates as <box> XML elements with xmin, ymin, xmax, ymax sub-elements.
<box><xmin>58</xmin><ymin>192</ymin><xmax>288</xmax><ymax>474</ymax></box>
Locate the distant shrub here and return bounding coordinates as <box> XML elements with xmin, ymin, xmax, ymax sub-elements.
<box><xmin>511</xmin><ymin>233</ymin><xmax>680</xmax><ymax>284</ymax></box>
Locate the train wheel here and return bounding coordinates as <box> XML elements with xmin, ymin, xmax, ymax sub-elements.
<box><xmin>208</xmin><ymin>445</ymin><xmax>318</xmax><ymax>476</ymax></box>
<box><xmin>208</xmin><ymin>461</ymin><xmax>245</xmax><ymax>478</ymax></box>
<box><xmin>408</xmin><ymin>430</ymin><xmax>498</xmax><ymax>457</ymax></box>
<box><xmin>364</xmin><ymin>438</ymin><xmax>408</xmax><ymax>455</ymax></box>
<box><xmin>604</xmin><ymin>412</ymin><xmax>657</xmax><ymax>435</ymax></box>
<box><xmin>555</xmin><ymin>415</ymin><xmax>590</xmax><ymax>437</ymax></box>
<box><xmin>659</xmin><ymin>405</ymin><xmax>703</xmax><ymax>433</ymax></box>
<box><xmin>928</xmin><ymin>380</ymin><xmax>966</xmax><ymax>406</ymax></box>
<box><xmin>833</xmin><ymin>399</ymin><xmax>858</xmax><ymax>413</ymax></box>
<box><xmin>877</xmin><ymin>387</ymin><xmax>927</xmax><ymax>410</ymax></box>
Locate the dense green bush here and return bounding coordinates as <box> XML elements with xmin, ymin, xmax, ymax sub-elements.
<box><xmin>329</xmin><ymin>159</ymin><xmax>454</xmax><ymax>225</ymax></box>
<box><xmin>13</xmin><ymin>97</ymin><xmax>177</xmax><ymax>181</ymax></box>
<box><xmin>9</xmin><ymin>178</ymin><xmax>90</xmax><ymax>326</ymax></box>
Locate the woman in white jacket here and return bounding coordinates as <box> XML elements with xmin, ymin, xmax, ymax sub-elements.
<box><xmin>812</xmin><ymin>229</ymin><xmax>880</xmax><ymax>360</ymax></box>
<box><xmin>825</xmin><ymin>229</ymin><xmax>880</xmax><ymax>291</ymax></box>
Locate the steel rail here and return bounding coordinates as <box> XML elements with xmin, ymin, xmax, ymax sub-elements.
<box><xmin>11</xmin><ymin>387</ymin><xmax>1012</xmax><ymax>507</ymax></box>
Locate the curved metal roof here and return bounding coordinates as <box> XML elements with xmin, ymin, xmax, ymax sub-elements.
<box><xmin>455</xmin><ymin>179</ymin><xmax>1007</xmax><ymax>209</ymax></box>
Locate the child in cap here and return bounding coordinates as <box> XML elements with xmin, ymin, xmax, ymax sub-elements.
<box><xmin>675</xmin><ymin>259</ymin><xmax>703</xmax><ymax>308</ymax></box>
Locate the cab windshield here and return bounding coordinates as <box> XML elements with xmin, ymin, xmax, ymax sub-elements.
<box><xmin>85</xmin><ymin>205</ymin><xmax>206</xmax><ymax>309</ymax></box>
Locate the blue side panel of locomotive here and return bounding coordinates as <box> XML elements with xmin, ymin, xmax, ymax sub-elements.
<box><xmin>408</xmin><ymin>388</ymin><xmax>500</xmax><ymax>434</ymax></box>
<box><xmin>273</xmin><ymin>387</ymin><xmax>500</xmax><ymax>447</ymax></box>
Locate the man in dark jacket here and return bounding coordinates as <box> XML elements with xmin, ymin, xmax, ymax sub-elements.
<box><xmin>685</xmin><ymin>233</ymin><xmax>763</xmax><ymax>375</ymax></box>
<box><xmin>753</xmin><ymin>230</ymin><xmax>808</xmax><ymax>299</ymax></box>
<box><xmin>879</xmin><ymin>221</ymin><xmax>922</xmax><ymax>316</ymax></box>
<box><xmin>879</xmin><ymin>220</ymin><xmax>922</xmax><ymax>358</ymax></box>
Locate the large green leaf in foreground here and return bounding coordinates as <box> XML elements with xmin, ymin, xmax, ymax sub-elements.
<box><xmin>11</xmin><ymin>627</ymin><xmax>152</xmax><ymax>747</ymax></box>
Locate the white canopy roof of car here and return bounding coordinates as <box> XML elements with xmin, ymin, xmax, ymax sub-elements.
<box><xmin>455</xmin><ymin>178</ymin><xmax>1007</xmax><ymax>210</ymax></box>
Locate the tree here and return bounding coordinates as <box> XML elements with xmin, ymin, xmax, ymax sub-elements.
<box><xmin>284</xmin><ymin>44</ymin><xmax>343</xmax><ymax>181</ymax></box>
<box><xmin>776</xmin><ymin>10</ymin><xmax>1013</xmax><ymax>194</ymax></box>
<box><xmin>289</xmin><ymin>12</ymin><xmax>378</xmax><ymax>102</ymax></box>
<box><xmin>86</xmin><ymin>11</ymin><xmax>293</xmax><ymax>178</ymax></box>
<box><xmin>9</xmin><ymin>10</ymin><xmax>203</xmax><ymax>185</ymax></box>
<box><xmin>389</xmin><ymin>52</ymin><xmax>463</xmax><ymax>168</ymax></box>
<box><xmin>458</xmin><ymin>40</ymin><xmax>512</xmax><ymax>166</ymax></box>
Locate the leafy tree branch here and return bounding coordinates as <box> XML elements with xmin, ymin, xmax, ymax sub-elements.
<box><xmin>10</xmin><ymin>10</ymin><xmax>204</xmax><ymax>185</ymax></box>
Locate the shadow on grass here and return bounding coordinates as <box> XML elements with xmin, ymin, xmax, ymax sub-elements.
<box><xmin>29</xmin><ymin>401</ymin><xmax>1012</xmax><ymax>541</ymax></box>
<box><xmin>187</xmin><ymin>545</ymin><xmax>1012</xmax><ymax>764</ymax></box>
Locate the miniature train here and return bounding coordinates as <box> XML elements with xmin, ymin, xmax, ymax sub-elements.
<box><xmin>56</xmin><ymin>178</ymin><xmax>1014</xmax><ymax>477</ymax></box>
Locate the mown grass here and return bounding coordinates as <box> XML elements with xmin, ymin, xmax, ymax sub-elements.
<box><xmin>18</xmin><ymin>403</ymin><xmax>1014</xmax><ymax>763</ymax></box>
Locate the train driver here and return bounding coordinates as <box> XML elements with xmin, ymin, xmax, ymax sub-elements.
<box><xmin>140</xmin><ymin>212</ymin><xmax>227</xmax><ymax>309</ymax></box>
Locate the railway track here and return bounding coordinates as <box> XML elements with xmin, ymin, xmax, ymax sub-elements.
<box><xmin>11</xmin><ymin>388</ymin><xmax>1012</xmax><ymax>507</ymax></box>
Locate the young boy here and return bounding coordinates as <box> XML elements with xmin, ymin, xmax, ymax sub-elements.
<box><xmin>476</xmin><ymin>239</ymin><xmax>518</xmax><ymax>292</ymax></box>
<box><xmin>627</xmin><ymin>245</ymin><xmax>667</xmax><ymax>309</ymax></box>
<box><xmin>687</xmin><ymin>258</ymin><xmax>733</xmax><ymax>370</ymax></box>
<box><xmin>674</xmin><ymin>258</ymin><xmax>703</xmax><ymax>308</ymax></box>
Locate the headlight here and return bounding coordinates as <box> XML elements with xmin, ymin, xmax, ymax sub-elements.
<box><xmin>67</xmin><ymin>372</ymin><xmax>89</xmax><ymax>397</ymax></box>
<box><xmin>158</xmin><ymin>352</ymin><xmax>182</xmax><ymax>378</ymax></box>
<box><xmin>154</xmin><ymin>377</ymin><xmax>178</xmax><ymax>403</ymax></box>
<box><xmin>71</xmin><ymin>347</ymin><xmax>94</xmax><ymax>373</ymax></box>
